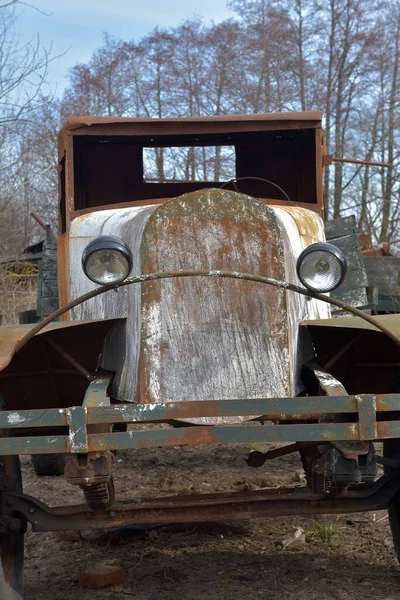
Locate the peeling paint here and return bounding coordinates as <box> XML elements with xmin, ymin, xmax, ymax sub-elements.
<box><xmin>7</xmin><ymin>412</ymin><xmax>25</xmax><ymax>425</ymax></box>
<box><xmin>140</xmin><ymin>189</ymin><xmax>290</xmax><ymax>424</ymax></box>
<box><xmin>66</xmin><ymin>190</ymin><xmax>328</xmax><ymax>427</ymax></box>
<box><xmin>69</xmin><ymin>205</ymin><xmax>159</xmax><ymax>400</ymax></box>
<box><xmin>271</xmin><ymin>206</ymin><xmax>329</xmax><ymax>394</ymax></box>
<box><xmin>313</xmin><ymin>369</ymin><xmax>342</xmax><ymax>389</ymax></box>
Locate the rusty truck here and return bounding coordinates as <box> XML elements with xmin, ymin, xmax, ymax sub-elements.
<box><xmin>2</xmin><ymin>111</ymin><xmax>400</xmax><ymax>598</ymax></box>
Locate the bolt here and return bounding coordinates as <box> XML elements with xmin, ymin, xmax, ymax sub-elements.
<box><xmin>29</xmin><ymin>507</ymin><xmax>35</xmax><ymax>514</ymax></box>
<box><xmin>108</xmin><ymin>511</ymin><xmax>116</xmax><ymax>518</ymax></box>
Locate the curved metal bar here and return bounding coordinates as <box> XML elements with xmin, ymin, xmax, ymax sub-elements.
<box><xmin>14</xmin><ymin>269</ymin><xmax>400</xmax><ymax>354</ymax></box>
<box><xmin>219</xmin><ymin>176</ymin><xmax>291</xmax><ymax>202</ymax></box>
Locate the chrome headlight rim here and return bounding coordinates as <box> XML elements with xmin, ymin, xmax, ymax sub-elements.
<box><xmin>82</xmin><ymin>235</ymin><xmax>133</xmax><ymax>286</ymax></box>
<box><xmin>296</xmin><ymin>242</ymin><xmax>347</xmax><ymax>293</ymax></box>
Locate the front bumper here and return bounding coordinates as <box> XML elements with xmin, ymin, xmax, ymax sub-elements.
<box><xmin>0</xmin><ymin>375</ymin><xmax>399</xmax><ymax>456</ymax></box>
<box><xmin>2</xmin><ymin>375</ymin><xmax>400</xmax><ymax>530</ymax></box>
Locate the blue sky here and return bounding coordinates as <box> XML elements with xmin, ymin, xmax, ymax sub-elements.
<box><xmin>15</xmin><ymin>0</ymin><xmax>234</xmax><ymax>95</ymax></box>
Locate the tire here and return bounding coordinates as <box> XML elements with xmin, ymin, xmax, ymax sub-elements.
<box><xmin>31</xmin><ymin>453</ymin><xmax>65</xmax><ymax>476</ymax></box>
<box><xmin>383</xmin><ymin>439</ymin><xmax>400</xmax><ymax>562</ymax></box>
<box><xmin>0</xmin><ymin>394</ymin><xmax>25</xmax><ymax>599</ymax></box>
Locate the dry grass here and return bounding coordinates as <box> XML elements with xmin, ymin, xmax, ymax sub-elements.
<box><xmin>0</xmin><ymin>261</ymin><xmax>37</xmax><ymax>325</ymax></box>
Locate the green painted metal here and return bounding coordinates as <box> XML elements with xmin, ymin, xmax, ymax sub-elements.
<box><xmin>357</xmin><ymin>395</ymin><xmax>377</xmax><ymax>440</ymax></box>
<box><xmin>376</xmin><ymin>422</ymin><xmax>400</xmax><ymax>439</ymax></box>
<box><xmin>0</xmin><ymin>395</ymin><xmax>366</xmax><ymax>430</ymax></box>
<box><xmin>89</xmin><ymin>422</ymin><xmax>360</xmax><ymax>451</ymax></box>
<box><xmin>0</xmin><ymin>409</ymin><xmax>66</xmax><ymax>429</ymax></box>
<box><xmin>0</xmin><ymin>435</ymin><xmax>68</xmax><ymax>455</ymax></box>
<box><xmin>66</xmin><ymin>407</ymin><xmax>88</xmax><ymax>453</ymax></box>
<box><xmin>87</xmin><ymin>396</ymin><xmax>359</xmax><ymax>423</ymax></box>
<box><xmin>82</xmin><ymin>375</ymin><xmax>112</xmax><ymax>408</ymax></box>
<box><xmin>375</xmin><ymin>395</ymin><xmax>400</xmax><ymax>411</ymax></box>
<box><xmin>1</xmin><ymin>393</ymin><xmax>400</xmax><ymax>456</ymax></box>
<box><xmin>0</xmin><ymin>423</ymin><xmax>360</xmax><ymax>456</ymax></box>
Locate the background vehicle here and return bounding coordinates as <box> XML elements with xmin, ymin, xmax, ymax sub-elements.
<box><xmin>2</xmin><ymin>112</ymin><xmax>400</xmax><ymax>599</ymax></box>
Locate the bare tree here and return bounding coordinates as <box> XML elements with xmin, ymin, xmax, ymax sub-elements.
<box><xmin>0</xmin><ymin>4</ymin><xmax>55</xmax><ymax>255</ymax></box>
<box><xmin>44</xmin><ymin>1</ymin><xmax>400</xmax><ymax>243</ymax></box>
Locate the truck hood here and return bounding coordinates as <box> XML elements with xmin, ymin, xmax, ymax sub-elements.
<box><xmin>68</xmin><ymin>189</ymin><xmax>329</xmax><ymax>423</ymax></box>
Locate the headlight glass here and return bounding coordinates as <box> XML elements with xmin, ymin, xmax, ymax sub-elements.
<box><xmin>82</xmin><ymin>235</ymin><xmax>133</xmax><ymax>285</ymax></box>
<box><xmin>85</xmin><ymin>249</ymin><xmax>130</xmax><ymax>285</ymax></box>
<box><xmin>297</xmin><ymin>243</ymin><xmax>346</xmax><ymax>293</ymax></box>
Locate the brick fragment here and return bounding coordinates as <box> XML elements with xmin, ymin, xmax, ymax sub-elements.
<box><xmin>78</xmin><ymin>564</ymin><xmax>126</xmax><ymax>589</ymax></box>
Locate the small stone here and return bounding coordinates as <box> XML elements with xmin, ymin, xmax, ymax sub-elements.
<box><xmin>276</xmin><ymin>526</ymin><xmax>305</xmax><ymax>550</ymax></box>
<box><xmin>78</xmin><ymin>564</ymin><xmax>126</xmax><ymax>589</ymax></box>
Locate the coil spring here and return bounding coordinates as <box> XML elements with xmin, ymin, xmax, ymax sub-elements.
<box><xmin>314</xmin><ymin>471</ymin><xmax>333</xmax><ymax>495</ymax></box>
<box><xmin>81</xmin><ymin>480</ymin><xmax>114</xmax><ymax>509</ymax></box>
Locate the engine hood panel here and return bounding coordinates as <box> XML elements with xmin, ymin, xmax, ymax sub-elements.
<box><xmin>67</xmin><ymin>191</ymin><xmax>328</xmax><ymax>424</ymax></box>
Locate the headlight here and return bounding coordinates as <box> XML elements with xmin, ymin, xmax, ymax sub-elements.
<box><xmin>296</xmin><ymin>242</ymin><xmax>346</xmax><ymax>293</ymax></box>
<box><xmin>82</xmin><ymin>235</ymin><xmax>133</xmax><ymax>285</ymax></box>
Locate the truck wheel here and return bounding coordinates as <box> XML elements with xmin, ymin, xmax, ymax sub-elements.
<box><xmin>0</xmin><ymin>395</ymin><xmax>25</xmax><ymax>599</ymax></box>
<box><xmin>383</xmin><ymin>439</ymin><xmax>400</xmax><ymax>561</ymax></box>
<box><xmin>31</xmin><ymin>454</ymin><xmax>65</xmax><ymax>476</ymax></box>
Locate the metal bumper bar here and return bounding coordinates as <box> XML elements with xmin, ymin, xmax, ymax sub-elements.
<box><xmin>0</xmin><ymin>386</ymin><xmax>400</xmax><ymax>456</ymax></box>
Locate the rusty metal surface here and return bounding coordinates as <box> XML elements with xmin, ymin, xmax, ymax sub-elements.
<box><xmin>0</xmin><ymin>423</ymin><xmax>367</xmax><ymax>456</ymax></box>
<box><xmin>5</xmin><ymin>472</ymin><xmax>400</xmax><ymax>532</ymax></box>
<box><xmin>308</xmin><ymin>365</ymin><xmax>370</xmax><ymax>459</ymax></box>
<box><xmin>140</xmin><ymin>189</ymin><xmax>289</xmax><ymax>423</ymax></box>
<box><xmin>66</xmin><ymin>374</ymin><xmax>115</xmax><ymax>508</ymax></box>
<box><xmin>309</xmin><ymin>365</ymin><xmax>348</xmax><ymax>397</ymax></box>
<box><xmin>246</xmin><ymin>442</ymin><xmax>322</xmax><ymax>468</ymax></box>
<box><xmin>0</xmin><ymin>320</ymin><xmax>118</xmax><ymax>416</ymax></box>
<box><xmin>65</xmin><ymin>190</ymin><xmax>327</xmax><ymax>422</ymax></box>
<box><xmin>0</xmin><ymin>394</ymin><xmax>365</xmax><ymax>431</ymax></box>
<box><xmin>90</xmin><ymin>423</ymin><xmax>363</xmax><ymax>452</ymax></box>
<box><xmin>0</xmin><ymin>390</ymin><xmax>399</xmax><ymax>422</ymax></box>
<box><xmin>0</xmin><ymin>318</ymin><xmax>118</xmax><ymax>373</ymax></box>
<box><xmin>82</xmin><ymin>374</ymin><xmax>112</xmax><ymax>408</ymax></box>
<box><xmin>13</xmin><ymin>270</ymin><xmax>400</xmax><ymax>374</ymax></box>
<box><xmin>268</xmin><ymin>207</ymin><xmax>328</xmax><ymax>397</ymax></box>
<box><xmin>67</xmin><ymin>205</ymin><xmax>159</xmax><ymax>401</ymax></box>
<box><xmin>60</xmin><ymin>111</ymin><xmax>323</xmax><ymax>136</ymax></box>
<box><xmin>357</xmin><ymin>395</ymin><xmax>378</xmax><ymax>440</ymax></box>
<box><xmin>0</xmin><ymin>395</ymin><xmax>370</xmax><ymax>429</ymax></box>
<box><xmin>65</xmin><ymin>452</ymin><xmax>114</xmax><ymax>486</ymax></box>
<box><xmin>324</xmin><ymin>155</ymin><xmax>392</xmax><ymax>169</ymax></box>
<box><xmin>303</xmin><ymin>312</ymin><xmax>400</xmax><ymax>335</ymax></box>
<box><xmin>65</xmin><ymin>451</ymin><xmax>115</xmax><ymax>509</ymax></box>
<box><xmin>1</xmin><ymin>392</ymin><xmax>400</xmax><ymax>455</ymax></box>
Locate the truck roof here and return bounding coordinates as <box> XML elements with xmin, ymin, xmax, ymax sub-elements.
<box><xmin>59</xmin><ymin>111</ymin><xmax>323</xmax><ymax>139</ymax></box>
<box><xmin>57</xmin><ymin>110</ymin><xmax>325</xmax><ymax>230</ymax></box>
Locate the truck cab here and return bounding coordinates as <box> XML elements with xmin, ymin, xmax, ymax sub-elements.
<box><xmin>57</xmin><ymin>112</ymin><xmax>329</xmax><ymax>415</ymax></box>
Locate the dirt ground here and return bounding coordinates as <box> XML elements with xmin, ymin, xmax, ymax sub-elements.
<box><xmin>22</xmin><ymin>439</ymin><xmax>400</xmax><ymax>600</ymax></box>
